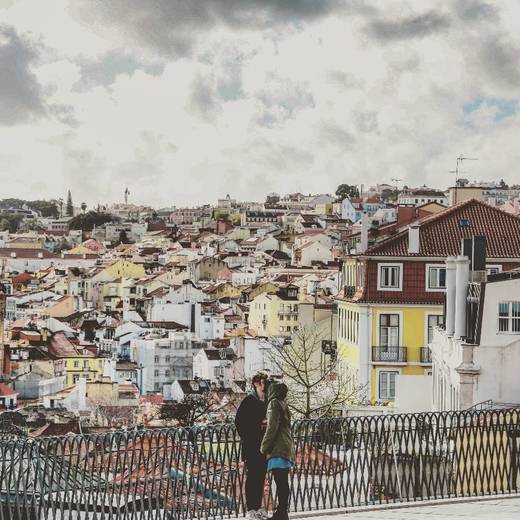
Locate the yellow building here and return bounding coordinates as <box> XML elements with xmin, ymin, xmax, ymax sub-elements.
<box><xmin>337</xmin><ymin>297</ymin><xmax>441</xmax><ymax>403</ymax></box>
<box><xmin>248</xmin><ymin>285</ymin><xmax>300</xmax><ymax>337</ymax></box>
<box><xmin>104</xmin><ymin>259</ymin><xmax>146</xmax><ymax>279</ymax></box>
<box><xmin>64</xmin><ymin>356</ymin><xmax>106</xmax><ymax>386</ymax></box>
<box><xmin>337</xmin><ymin>199</ymin><xmax>518</xmax><ymax>405</ymax></box>
<box><xmin>48</xmin><ymin>331</ymin><xmax>107</xmax><ymax>386</ymax></box>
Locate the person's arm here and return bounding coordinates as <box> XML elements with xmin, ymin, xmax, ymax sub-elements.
<box><xmin>261</xmin><ymin>400</ymin><xmax>280</xmax><ymax>455</ymax></box>
<box><xmin>234</xmin><ymin>397</ymin><xmax>249</xmax><ymax>438</ymax></box>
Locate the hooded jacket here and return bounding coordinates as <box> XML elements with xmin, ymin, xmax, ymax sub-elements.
<box><xmin>260</xmin><ymin>382</ymin><xmax>294</xmax><ymax>462</ymax></box>
<box><xmin>235</xmin><ymin>389</ymin><xmax>267</xmax><ymax>461</ymax></box>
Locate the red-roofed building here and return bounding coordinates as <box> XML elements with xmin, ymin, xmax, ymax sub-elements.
<box><xmin>336</xmin><ymin>199</ymin><xmax>520</xmax><ymax>405</ymax></box>
<box><xmin>0</xmin><ymin>383</ymin><xmax>18</xmax><ymax>409</ymax></box>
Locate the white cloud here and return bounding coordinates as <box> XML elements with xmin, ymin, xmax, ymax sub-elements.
<box><xmin>0</xmin><ymin>0</ymin><xmax>520</xmax><ymax>207</ymax></box>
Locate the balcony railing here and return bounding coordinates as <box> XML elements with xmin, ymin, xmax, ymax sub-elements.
<box><xmin>344</xmin><ymin>285</ymin><xmax>356</xmax><ymax>298</ymax></box>
<box><xmin>420</xmin><ymin>346</ymin><xmax>432</xmax><ymax>364</ymax></box>
<box><xmin>372</xmin><ymin>346</ymin><xmax>407</xmax><ymax>362</ymax></box>
<box><xmin>0</xmin><ymin>409</ymin><xmax>519</xmax><ymax>519</ymax></box>
<box><xmin>278</xmin><ymin>309</ymin><xmax>298</xmax><ymax>316</ymax></box>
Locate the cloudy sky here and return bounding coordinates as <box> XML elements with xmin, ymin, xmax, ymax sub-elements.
<box><xmin>1</xmin><ymin>0</ymin><xmax>519</xmax><ymax>208</ymax></box>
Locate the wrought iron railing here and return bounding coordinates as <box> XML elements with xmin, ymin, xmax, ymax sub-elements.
<box><xmin>372</xmin><ymin>346</ymin><xmax>407</xmax><ymax>362</ymax></box>
<box><xmin>420</xmin><ymin>347</ymin><xmax>432</xmax><ymax>364</ymax></box>
<box><xmin>0</xmin><ymin>408</ymin><xmax>520</xmax><ymax>519</ymax></box>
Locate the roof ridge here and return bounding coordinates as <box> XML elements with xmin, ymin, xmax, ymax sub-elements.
<box><xmin>366</xmin><ymin>198</ymin><xmax>520</xmax><ymax>255</ymax></box>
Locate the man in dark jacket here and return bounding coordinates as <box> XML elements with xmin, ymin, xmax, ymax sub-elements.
<box><xmin>235</xmin><ymin>372</ymin><xmax>268</xmax><ymax>519</ymax></box>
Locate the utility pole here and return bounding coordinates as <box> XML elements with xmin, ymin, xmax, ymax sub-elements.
<box><xmin>450</xmin><ymin>156</ymin><xmax>478</xmax><ymax>205</ymax></box>
<box><xmin>0</xmin><ymin>259</ymin><xmax>6</xmax><ymax>380</ymax></box>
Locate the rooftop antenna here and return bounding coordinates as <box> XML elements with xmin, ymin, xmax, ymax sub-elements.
<box><xmin>391</xmin><ymin>178</ymin><xmax>403</xmax><ymax>189</ymax></box>
<box><xmin>450</xmin><ymin>156</ymin><xmax>478</xmax><ymax>204</ymax></box>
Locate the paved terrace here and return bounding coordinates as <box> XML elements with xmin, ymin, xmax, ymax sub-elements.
<box><xmin>294</xmin><ymin>497</ymin><xmax>520</xmax><ymax>520</ymax></box>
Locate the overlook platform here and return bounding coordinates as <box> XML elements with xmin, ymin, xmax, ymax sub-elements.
<box><xmin>294</xmin><ymin>496</ymin><xmax>520</xmax><ymax>520</ymax></box>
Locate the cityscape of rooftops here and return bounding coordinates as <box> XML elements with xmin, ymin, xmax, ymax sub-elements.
<box><xmin>1</xmin><ymin>2</ymin><xmax>519</xmax><ymax>519</ymax></box>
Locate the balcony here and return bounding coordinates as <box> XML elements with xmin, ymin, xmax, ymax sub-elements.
<box><xmin>420</xmin><ymin>347</ymin><xmax>432</xmax><ymax>364</ymax></box>
<box><xmin>344</xmin><ymin>285</ymin><xmax>356</xmax><ymax>298</ymax></box>
<box><xmin>372</xmin><ymin>346</ymin><xmax>407</xmax><ymax>363</ymax></box>
<box><xmin>278</xmin><ymin>309</ymin><xmax>298</xmax><ymax>317</ymax></box>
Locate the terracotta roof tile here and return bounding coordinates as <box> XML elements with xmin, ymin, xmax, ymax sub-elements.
<box><xmin>367</xmin><ymin>199</ymin><xmax>520</xmax><ymax>258</ymax></box>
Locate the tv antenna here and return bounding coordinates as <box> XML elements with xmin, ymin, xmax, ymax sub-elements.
<box><xmin>450</xmin><ymin>156</ymin><xmax>478</xmax><ymax>205</ymax></box>
<box><xmin>449</xmin><ymin>156</ymin><xmax>478</xmax><ymax>185</ymax></box>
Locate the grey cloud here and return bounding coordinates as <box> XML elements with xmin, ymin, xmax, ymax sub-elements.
<box><xmin>326</xmin><ymin>70</ymin><xmax>359</xmax><ymax>90</ymax></box>
<box><xmin>479</xmin><ymin>37</ymin><xmax>520</xmax><ymax>90</ymax></box>
<box><xmin>49</xmin><ymin>104</ymin><xmax>79</xmax><ymax>127</ymax></box>
<box><xmin>367</xmin><ymin>11</ymin><xmax>451</xmax><ymax>41</ymax></box>
<box><xmin>256</xmin><ymin>78</ymin><xmax>315</xmax><ymax>127</ymax></box>
<box><xmin>0</xmin><ymin>24</ymin><xmax>45</xmax><ymax>125</ymax></box>
<box><xmin>189</xmin><ymin>75</ymin><xmax>221</xmax><ymax>121</ymax></box>
<box><xmin>74</xmin><ymin>0</ymin><xmax>348</xmax><ymax>58</ymax></box>
<box><xmin>319</xmin><ymin>122</ymin><xmax>355</xmax><ymax>147</ymax></box>
<box><xmin>257</xmin><ymin>141</ymin><xmax>314</xmax><ymax>172</ymax></box>
<box><xmin>454</xmin><ymin>0</ymin><xmax>498</xmax><ymax>22</ymax></box>
<box><xmin>355</xmin><ymin>111</ymin><xmax>379</xmax><ymax>133</ymax></box>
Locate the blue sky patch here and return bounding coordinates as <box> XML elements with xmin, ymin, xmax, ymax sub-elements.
<box><xmin>463</xmin><ymin>97</ymin><xmax>518</xmax><ymax>122</ymax></box>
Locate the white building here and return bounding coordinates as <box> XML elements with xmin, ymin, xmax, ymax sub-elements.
<box><xmin>195</xmin><ymin>309</ymin><xmax>225</xmax><ymax>340</ymax></box>
<box><xmin>130</xmin><ymin>330</ymin><xmax>206</xmax><ymax>398</ymax></box>
<box><xmin>42</xmin><ymin>377</ymin><xmax>87</xmax><ymax>412</ymax></box>
<box><xmin>234</xmin><ymin>336</ymin><xmax>281</xmax><ymax>380</ymax></box>
<box><xmin>398</xmin><ymin>189</ymin><xmax>448</xmax><ymax>207</ymax></box>
<box><xmin>193</xmin><ymin>348</ymin><xmax>235</xmax><ymax>386</ymax></box>
<box><xmin>292</xmin><ymin>240</ymin><xmax>333</xmax><ymax>267</ymax></box>
<box><xmin>430</xmin><ymin>258</ymin><xmax>520</xmax><ymax>411</ymax></box>
<box><xmin>231</xmin><ymin>269</ymin><xmax>260</xmax><ymax>287</ymax></box>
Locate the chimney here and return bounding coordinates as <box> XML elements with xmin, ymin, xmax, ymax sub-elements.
<box><xmin>445</xmin><ymin>256</ymin><xmax>457</xmax><ymax>336</ymax></box>
<box><xmin>358</xmin><ymin>212</ymin><xmax>369</xmax><ymax>254</ymax></box>
<box><xmin>454</xmin><ymin>255</ymin><xmax>470</xmax><ymax>339</ymax></box>
<box><xmin>408</xmin><ymin>224</ymin><xmax>420</xmax><ymax>254</ymax></box>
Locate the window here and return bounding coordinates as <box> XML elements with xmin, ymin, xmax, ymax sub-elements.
<box><xmin>73</xmin><ymin>360</ymin><xmax>79</xmax><ymax>369</ymax></box>
<box><xmin>498</xmin><ymin>302</ymin><xmax>520</xmax><ymax>333</ymax></box>
<box><xmin>486</xmin><ymin>265</ymin><xmax>502</xmax><ymax>276</ymax></box>
<box><xmin>426</xmin><ymin>265</ymin><xmax>446</xmax><ymax>290</ymax></box>
<box><xmin>379</xmin><ymin>371</ymin><xmax>398</xmax><ymax>400</ymax></box>
<box><xmin>154</xmin><ymin>355</ymin><xmax>160</xmax><ymax>363</ymax></box>
<box><xmin>378</xmin><ymin>264</ymin><xmax>402</xmax><ymax>291</ymax></box>
<box><xmin>165</xmin><ymin>355</ymin><xmax>170</xmax><ymax>363</ymax></box>
<box><xmin>427</xmin><ymin>315</ymin><xmax>445</xmax><ymax>343</ymax></box>
<box><xmin>379</xmin><ymin>314</ymin><xmax>400</xmax><ymax>347</ymax></box>
<box><xmin>154</xmin><ymin>369</ymin><xmax>159</xmax><ymax>377</ymax></box>
<box><xmin>165</xmin><ymin>369</ymin><xmax>170</xmax><ymax>377</ymax></box>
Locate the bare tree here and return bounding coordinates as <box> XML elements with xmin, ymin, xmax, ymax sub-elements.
<box><xmin>160</xmin><ymin>394</ymin><xmax>218</xmax><ymax>427</ymax></box>
<box><xmin>269</xmin><ymin>325</ymin><xmax>366</xmax><ymax>419</ymax></box>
